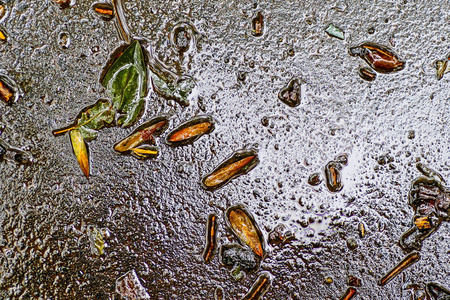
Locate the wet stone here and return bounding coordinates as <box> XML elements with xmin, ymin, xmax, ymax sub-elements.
<box><xmin>220</xmin><ymin>244</ymin><xmax>258</xmax><ymax>270</ymax></box>
<box><xmin>278</xmin><ymin>77</ymin><xmax>302</xmax><ymax>107</ymax></box>
<box><xmin>325</xmin><ymin>23</ymin><xmax>344</xmax><ymax>40</ymax></box>
<box><xmin>308</xmin><ymin>173</ymin><xmax>322</xmax><ymax>186</ymax></box>
<box><xmin>173</xmin><ymin>26</ymin><xmax>190</xmax><ymax>52</ymax></box>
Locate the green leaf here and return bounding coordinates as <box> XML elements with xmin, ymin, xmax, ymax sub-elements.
<box><xmin>102</xmin><ymin>40</ymin><xmax>147</xmax><ymax>127</ymax></box>
<box><xmin>53</xmin><ymin>99</ymin><xmax>115</xmax><ymax>141</ymax></box>
<box><xmin>76</xmin><ymin>99</ymin><xmax>115</xmax><ymax>141</ymax></box>
<box><xmin>149</xmin><ymin>63</ymin><xmax>195</xmax><ymax>106</ymax></box>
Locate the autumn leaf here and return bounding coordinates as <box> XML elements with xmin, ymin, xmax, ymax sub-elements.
<box><xmin>102</xmin><ymin>40</ymin><xmax>147</xmax><ymax>127</ymax></box>
<box><xmin>52</xmin><ymin>99</ymin><xmax>115</xmax><ymax>141</ymax></box>
<box><xmin>70</xmin><ymin>129</ymin><xmax>89</xmax><ymax>179</ymax></box>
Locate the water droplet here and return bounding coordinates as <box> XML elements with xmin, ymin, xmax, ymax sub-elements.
<box><xmin>237</xmin><ymin>71</ymin><xmax>246</xmax><ymax>82</ymax></box>
<box><xmin>170</xmin><ymin>22</ymin><xmax>197</xmax><ymax>53</ymax></box>
<box><xmin>308</xmin><ymin>173</ymin><xmax>322</xmax><ymax>186</ymax></box>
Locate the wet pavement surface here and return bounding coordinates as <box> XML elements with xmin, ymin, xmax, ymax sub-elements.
<box><xmin>2</xmin><ymin>0</ymin><xmax>450</xmax><ymax>299</ymax></box>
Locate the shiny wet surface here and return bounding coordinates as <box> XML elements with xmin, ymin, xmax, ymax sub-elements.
<box><xmin>1</xmin><ymin>0</ymin><xmax>450</xmax><ymax>299</ymax></box>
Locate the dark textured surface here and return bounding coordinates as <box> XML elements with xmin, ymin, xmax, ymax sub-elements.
<box><xmin>1</xmin><ymin>0</ymin><xmax>450</xmax><ymax>299</ymax></box>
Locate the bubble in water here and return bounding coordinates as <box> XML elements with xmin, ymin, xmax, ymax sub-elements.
<box><xmin>170</xmin><ymin>22</ymin><xmax>198</xmax><ymax>53</ymax></box>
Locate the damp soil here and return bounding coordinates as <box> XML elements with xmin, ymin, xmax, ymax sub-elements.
<box><xmin>1</xmin><ymin>0</ymin><xmax>450</xmax><ymax>299</ymax></box>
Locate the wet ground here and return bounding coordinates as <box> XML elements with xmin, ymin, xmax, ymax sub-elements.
<box><xmin>1</xmin><ymin>0</ymin><xmax>450</xmax><ymax>299</ymax></box>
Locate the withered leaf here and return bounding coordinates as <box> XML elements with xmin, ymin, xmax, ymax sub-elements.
<box><xmin>166</xmin><ymin>116</ymin><xmax>214</xmax><ymax>147</ymax></box>
<box><xmin>92</xmin><ymin>2</ymin><xmax>114</xmax><ymax>21</ymax></box>
<box><xmin>114</xmin><ymin>116</ymin><xmax>169</xmax><ymax>153</ymax></box>
<box><xmin>202</xmin><ymin>149</ymin><xmax>259</xmax><ymax>190</ymax></box>
<box><xmin>226</xmin><ymin>205</ymin><xmax>265</xmax><ymax>258</ymax></box>
<box><xmin>70</xmin><ymin>129</ymin><xmax>89</xmax><ymax>179</ymax></box>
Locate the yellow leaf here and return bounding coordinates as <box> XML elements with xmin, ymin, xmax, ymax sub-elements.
<box><xmin>70</xmin><ymin>129</ymin><xmax>89</xmax><ymax>179</ymax></box>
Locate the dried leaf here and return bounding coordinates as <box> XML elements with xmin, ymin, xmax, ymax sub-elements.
<box><xmin>53</xmin><ymin>99</ymin><xmax>115</xmax><ymax>141</ymax></box>
<box><xmin>102</xmin><ymin>40</ymin><xmax>147</xmax><ymax>127</ymax></box>
<box><xmin>241</xmin><ymin>272</ymin><xmax>273</xmax><ymax>300</ymax></box>
<box><xmin>202</xmin><ymin>149</ymin><xmax>259</xmax><ymax>190</ymax></box>
<box><xmin>226</xmin><ymin>205</ymin><xmax>265</xmax><ymax>258</ymax></box>
<box><xmin>130</xmin><ymin>145</ymin><xmax>159</xmax><ymax>160</ymax></box>
<box><xmin>166</xmin><ymin>116</ymin><xmax>214</xmax><ymax>146</ymax></box>
<box><xmin>70</xmin><ymin>129</ymin><xmax>89</xmax><ymax>179</ymax></box>
<box><xmin>203</xmin><ymin>214</ymin><xmax>218</xmax><ymax>263</ymax></box>
<box><xmin>114</xmin><ymin>116</ymin><xmax>169</xmax><ymax>152</ymax></box>
<box><xmin>92</xmin><ymin>2</ymin><xmax>115</xmax><ymax>21</ymax></box>
<box><xmin>349</xmin><ymin>43</ymin><xmax>405</xmax><ymax>73</ymax></box>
